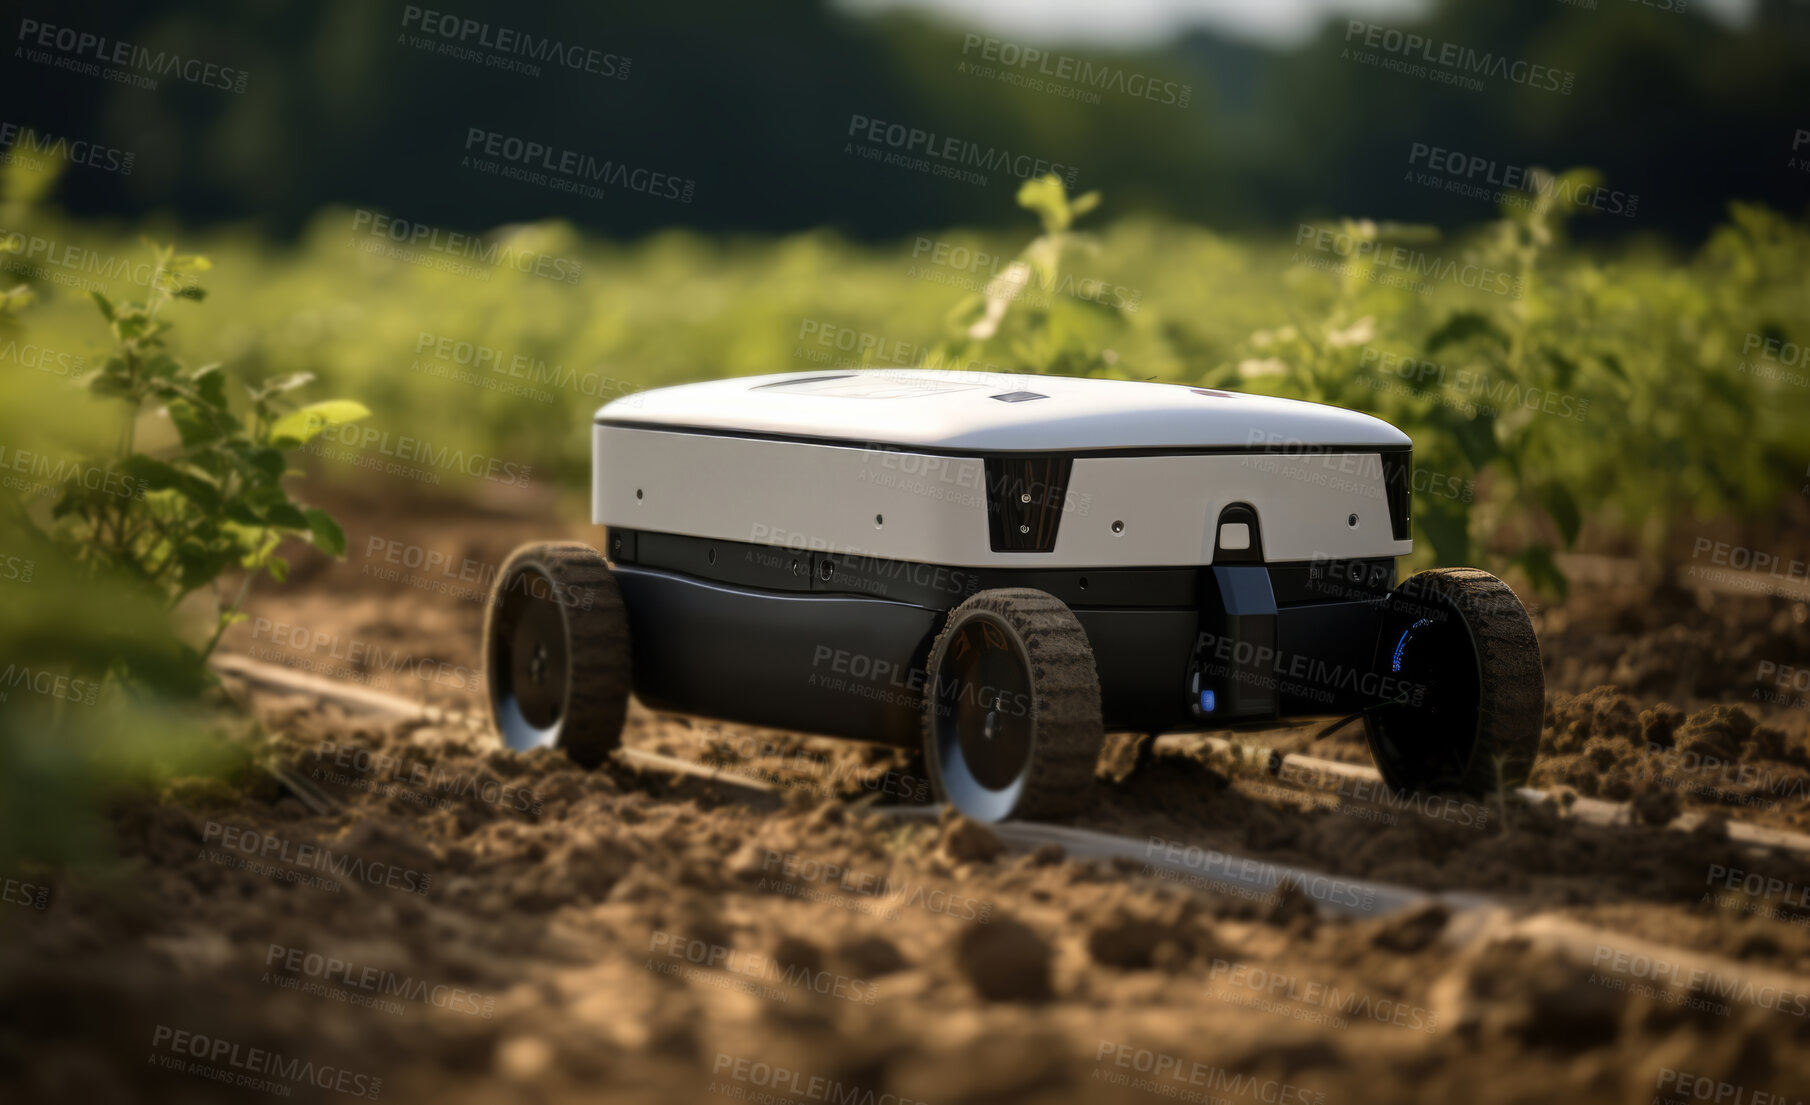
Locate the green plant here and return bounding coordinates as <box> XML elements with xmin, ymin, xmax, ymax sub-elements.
<box><xmin>929</xmin><ymin>173</ymin><xmax>1128</xmax><ymax>377</ymax></box>
<box><xmin>29</xmin><ymin>241</ymin><xmax>369</xmax><ymax>684</ymax></box>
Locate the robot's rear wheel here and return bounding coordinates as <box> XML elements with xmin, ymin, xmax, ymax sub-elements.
<box><xmin>922</xmin><ymin>588</ymin><xmax>1104</xmax><ymax>822</ymax></box>
<box><xmin>1364</xmin><ymin>567</ymin><xmax>1543</xmax><ymax>796</ymax></box>
<box><xmin>484</xmin><ymin>542</ymin><xmax>631</xmax><ymax>767</ymax></box>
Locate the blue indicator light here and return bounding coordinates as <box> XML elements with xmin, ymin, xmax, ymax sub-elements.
<box><xmin>1198</xmin><ymin>689</ymin><xmax>1216</xmax><ymax>712</ymax></box>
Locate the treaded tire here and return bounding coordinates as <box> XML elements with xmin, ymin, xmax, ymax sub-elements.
<box><xmin>1363</xmin><ymin>567</ymin><xmax>1543</xmax><ymax>796</ymax></box>
<box><xmin>484</xmin><ymin>542</ymin><xmax>631</xmax><ymax>768</ymax></box>
<box><xmin>922</xmin><ymin>588</ymin><xmax>1104</xmax><ymax>821</ymax></box>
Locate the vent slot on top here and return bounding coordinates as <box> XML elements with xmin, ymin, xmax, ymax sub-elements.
<box><xmin>984</xmin><ymin>455</ymin><xmax>1074</xmax><ymax>553</ymax></box>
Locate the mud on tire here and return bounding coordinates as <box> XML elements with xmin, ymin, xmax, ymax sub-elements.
<box><xmin>484</xmin><ymin>542</ymin><xmax>631</xmax><ymax>768</ymax></box>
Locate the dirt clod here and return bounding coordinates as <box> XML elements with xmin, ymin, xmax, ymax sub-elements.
<box><xmin>937</xmin><ymin>814</ymin><xmax>1007</xmax><ymax>866</ymax></box>
<box><xmin>954</xmin><ymin>916</ymin><xmax>1054</xmax><ymax>1002</ymax></box>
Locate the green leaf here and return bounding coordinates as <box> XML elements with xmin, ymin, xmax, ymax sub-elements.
<box><xmin>190</xmin><ymin>363</ymin><xmax>228</xmax><ymax>408</ymax></box>
<box><xmin>303</xmin><ymin>508</ymin><xmax>347</xmax><ymax>557</ymax></box>
<box><xmin>1545</xmin><ymin>349</ymin><xmax>1578</xmax><ymax>391</ymax></box>
<box><xmin>116</xmin><ymin>313</ymin><xmax>150</xmax><ymax>342</ymax></box>
<box><xmin>261</xmin><ymin>502</ymin><xmax>310</xmax><ymax>530</ymax></box>
<box><xmin>166</xmin><ymin>399</ymin><xmax>224</xmax><ymax>448</ymax></box>
<box><xmin>268</xmin><ymin>400</ymin><xmax>371</xmax><ymax>446</ymax></box>
<box><xmin>1426</xmin><ymin>311</ymin><xmax>1510</xmax><ymax>356</ymax></box>
<box><xmin>89</xmin><ymin>373</ymin><xmax>135</xmax><ymax>399</ymax></box>
<box><xmin>246</xmin><ymin>446</ymin><xmax>286</xmax><ymax>479</ymax></box>
<box><xmin>119</xmin><ymin>455</ymin><xmax>186</xmax><ymax>491</ymax></box>
<box><xmin>90</xmin><ymin>290</ymin><xmax>116</xmax><ymax>322</ymax></box>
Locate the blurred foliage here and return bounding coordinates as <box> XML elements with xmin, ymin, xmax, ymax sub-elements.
<box><xmin>0</xmin><ymin>166</ymin><xmax>369</xmax><ymax>869</ymax></box>
<box><xmin>7</xmin><ymin>0</ymin><xmax>1807</xmax><ymax>241</ymax></box>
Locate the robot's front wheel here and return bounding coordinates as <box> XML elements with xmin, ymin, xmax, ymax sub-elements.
<box><xmin>483</xmin><ymin>542</ymin><xmax>631</xmax><ymax>767</ymax></box>
<box><xmin>922</xmin><ymin>588</ymin><xmax>1105</xmax><ymax>822</ymax></box>
<box><xmin>1363</xmin><ymin>567</ymin><xmax>1543</xmax><ymax>796</ymax></box>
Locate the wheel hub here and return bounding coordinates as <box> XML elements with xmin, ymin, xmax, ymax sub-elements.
<box><xmin>933</xmin><ymin>615</ymin><xmax>1034</xmax><ymax>795</ymax></box>
<box><xmin>496</xmin><ymin>569</ymin><xmax>571</xmax><ymax>737</ymax></box>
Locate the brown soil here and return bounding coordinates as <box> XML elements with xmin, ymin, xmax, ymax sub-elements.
<box><xmin>5</xmin><ymin>500</ymin><xmax>1810</xmax><ymax>1105</ymax></box>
